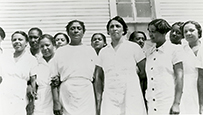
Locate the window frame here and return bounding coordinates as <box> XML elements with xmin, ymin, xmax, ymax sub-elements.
<box><xmin>109</xmin><ymin>0</ymin><xmax>156</xmax><ymax>23</ymax></box>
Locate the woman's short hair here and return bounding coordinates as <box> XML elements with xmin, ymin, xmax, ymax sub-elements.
<box><xmin>54</xmin><ymin>32</ymin><xmax>70</xmax><ymax>44</ymax></box>
<box><xmin>91</xmin><ymin>33</ymin><xmax>107</xmax><ymax>44</ymax></box>
<box><xmin>172</xmin><ymin>22</ymin><xmax>184</xmax><ymax>28</ymax></box>
<box><xmin>65</xmin><ymin>20</ymin><xmax>86</xmax><ymax>34</ymax></box>
<box><xmin>11</xmin><ymin>31</ymin><xmax>29</xmax><ymax>42</ymax></box>
<box><xmin>0</xmin><ymin>27</ymin><xmax>5</xmax><ymax>40</ymax></box>
<box><xmin>181</xmin><ymin>20</ymin><xmax>202</xmax><ymax>38</ymax></box>
<box><xmin>106</xmin><ymin>16</ymin><xmax>128</xmax><ymax>35</ymax></box>
<box><xmin>28</xmin><ymin>27</ymin><xmax>43</xmax><ymax>36</ymax></box>
<box><xmin>129</xmin><ymin>31</ymin><xmax>147</xmax><ymax>41</ymax></box>
<box><xmin>148</xmin><ymin>19</ymin><xmax>171</xmax><ymax>34</ymax></box>
<box><xmin>39</xmin><ymin>34</ymin><xmax>55</xmax><ymax>46</ymax></box>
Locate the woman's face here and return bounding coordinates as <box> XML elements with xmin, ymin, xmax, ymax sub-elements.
<box><xmin>148</xmin><ymin>25</ymin><xmax>163</xmax><ymax>43</ymax></box>
<box><xmin>68</xmin><ymin>22</ymin><xmax>84</xmax><ymax>45</ymax></box>
<box><xmin>39</xmin><ymin>37</ymin><xmax>54</xmax><ymax>58</ymax></box>
<box><xmin>28</xmin><ymin>30</ymin><xmax>40</xmax><ymax>49</ymax></box>
<box><xmin>91</xmin><ymin>34</ymin><xmax>106</xmax><ymax>50</ymax></box>
<box><xmin>108</xmin><ymin>20</ymin><xmax>124</xmax><ymax>41</ymax></box>
<box><xmin>183</xmin><ymin>23</ymin><xmax>199</xmax><ymax>43</ymax></box>
<box><xmin>11</xmin><ymin>33</ymin><xmax>27</xmax><ymax>52</ymax></box>
<box><xmin>55</xmin><ymin>34</ymin><xmax>68</xmax><ymax>48</ymax></box>
<box><xmin>170</xmin><ymin>25</ymin><xmax>183</xmax><ymax>44</ymax></box>
<box><xmin>132</xmin><ymin>33</ymin><xmax>145</xmax><ymax>48</ymax></box>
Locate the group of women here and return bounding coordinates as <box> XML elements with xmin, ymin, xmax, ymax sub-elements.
<box><xmin>0</xmin><ymin>16</ymin><xmax>202</xmax><ymax>115</ymax></box>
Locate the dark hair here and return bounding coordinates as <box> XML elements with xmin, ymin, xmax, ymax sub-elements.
<box><xmin>28</xmin><ymin>27</ymin><xmax>43</xmax><ymax>36</ymax></box>
<box><xmin>39</xmin><ymin>34</ymin><xmax>55</xmax><ymax>46</ymax></box>
<box><xmin>66</xmin><ymin>20</ymin><xmax>86</xmax><ymax>34</ymax></box>
<box><xmin>129</xmin><ymin>31</ymin><xmax>147</xmax><ymax>41</ymax></box>
<box><xmin>148</xmin><ymin>19</ymin><xmax>171</xmax><ymax>34</ymax></box>
<box><xmin>11</xmin><ymin>31</ymin><xmax>29</xmax><ymax>42</ymax></box>
<box><xmin>54</xmin><ymin>32</ymin><xmax>70</xmax><ymax>43</ymax></box>
<box><xmin>172</xmin><ymin>22</ymin><xmax>184</xmax><ymax>27</ymax></box>
<box><xmin>106</xmin><ymin>16</ymin><xmax>128</xmax><ymax>35</ymax></box>
<box><xmin>0</xmin><ymin>27</ymin><xmax>5</xmax><ymax>40</ymax></box>
<box><xmin>181</xmin><ymin>20</ymin><xmax>202</xmax><ymax>38</ymax></box>
<box><xmin>91</xmin><ymin>33</ymin><xmax>107</xmax><ymax>44</ymax></box>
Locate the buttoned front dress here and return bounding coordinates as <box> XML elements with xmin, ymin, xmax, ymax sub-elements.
<box><xmin>99</xmin><ymin>39</ymin><xmax>147</xmax><ymax>115</ymax></box>
<box><xmin>145</xmin><ymin>41</ymin><xmax>183</xmax><ymax>115</ymax></box>
<box><xmin>49</xmin><ymin>45</ymin><xmax>97</xmax><ymax>115</ymax></box>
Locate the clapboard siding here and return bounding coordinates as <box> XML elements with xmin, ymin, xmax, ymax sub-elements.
<box><xmin>155</xmin><ymin>0</ymin><xmax>203</xmax><ymax>26</ymax></box>
<box><xmin>0</xmin><ymin>0</ymin><xmax>110</xmax><ymax>51</ymax></box>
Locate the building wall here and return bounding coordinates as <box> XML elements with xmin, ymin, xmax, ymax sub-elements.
<box><xmin>154</xmin><ymin>0</ymin><xmax>203</xmax><ymax>26</ymax></box>
<box><xmin>1</xmin><ymin>0</ymin><xmax>203</xmax><ymax>51</ymax></box>
<box><xmin>0</xmin><ymin>0</ymin><xmax>110</xmax><ymax>51</ymax></box>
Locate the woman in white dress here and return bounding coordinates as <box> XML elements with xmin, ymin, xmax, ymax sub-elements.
<box><xmin>98</xmin><ymin>16</ymin><xmax>147</xmax><ymax>115</ymax></box>
<box><xmin>180</xmin><ymin>21</ymin><xmax>203</xmax><ymax>114</ymax></box>
<box><xmin>27</xmin><ymin>34</ymin><xmax>56</xmax><ymax>115</ymax></box>
<box><xmin>0</xmin><ymin>31</ymin><xmax>38</xmax><ymax>115</ymax></box>
<box><xmin>146</xmin><ymin>19</ymin><xmax>184</xmax><ymax>115</ymax></box>
<box><xmin>50</xmin><ymin>20</ymin><xmax>97</xmax><ymax>115</ymax></box>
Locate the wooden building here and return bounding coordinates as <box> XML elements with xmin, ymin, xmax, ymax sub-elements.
<box><xmin>0</xmin><ymin>0</ymin><xmax>203</xmax><ymax>51</ymax></box>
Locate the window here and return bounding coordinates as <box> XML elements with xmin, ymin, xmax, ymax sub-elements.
<box><xmin>110</xmin><ymin>0</ymin><xmax>154</xmax><ymax>22</ymax></box>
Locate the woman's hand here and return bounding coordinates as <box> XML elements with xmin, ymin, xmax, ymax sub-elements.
<box><xmin>53</xmin><ymin>101</ymin><xmax>63</xmax><ymax>115</ymax></box>
<box><xmin>0</xmin><ymin>76</ymin><xmax>2</xmax><ymax>84</ymax></box>
<box><xmin>26</xmin><ymin>100</ymin><xmax>34</xmax><ymax>115</ymax></box>
<box><xmin>170</xmin><ymin>103</ymin><xmax>180</xmax><ymax>114</ymax></box>
<box><xmin>51</xmin><ymin>76</ymin><xmax>61</xmax><ymax>87</ymax></box>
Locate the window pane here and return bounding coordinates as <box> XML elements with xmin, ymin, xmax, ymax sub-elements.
<box><xmin>135</xmin><ymin>0</ymin><xmax>149</xmax><ymax>2</ymax></box>
<box><xmin>117</xmin><ymin>3</ymin><xmax>133</xmax><ymax>18</ymax></box>
<box><xmin>117</xmin><ymin>0</ymin><xmax>131</xmax><ymax>2</ymax></box>
<box><xmin>135</xmin><ymin>3</ymin><xmax>151</xmax><ymax>17</ymax></box>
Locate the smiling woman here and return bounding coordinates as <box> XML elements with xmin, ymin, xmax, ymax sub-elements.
<box><xmin>0</xmin><ymin>31</ymin><xmax>38</xmax><ymax>115</ymax></box>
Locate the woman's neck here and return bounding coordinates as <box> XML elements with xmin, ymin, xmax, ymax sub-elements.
<box><xmin>14</xmin><ymin>50</ymin><xmax>25</xmax><ymax>58</ymax></box>
<box><xmin>30</xmin><ymin>47</ymin><xmax>40</xmax><ymax>56</ymax></box>
<box><xmin>156</xmin><ymin>37</ymin><xmax>166</xmax><ymax>48</ymax></box>
<box><xmin>111</xmin><ymin>37</ymin><xmax>123</xmax><ymax>48</ymax></box>
<box><xmin>43</xmin><ymin>53</ymin><xmax>54</xmax><ymax>62</ymax></box>
<box><xmin>189</xmin><ymin>39</ymin><xmax>200</xmax><ymax>48</ymax></box>
<box><xmin>69</xmin><ymin>42</ymin><xmax>82</xmax><ymax>46</ymax></box>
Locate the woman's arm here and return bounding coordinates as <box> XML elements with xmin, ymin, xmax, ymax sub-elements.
<box><xmin>198</xmin><ymin>68</ymin><xmax>203</xmax><ymax>114</ymax></box>
<box><xmin>51</xmin><ymin>76</ymin><xmax>62</xmax><ymax>115</ymax></box>
<box><xmin>26</xmin><ymin>75</ymin><xmax>37</xmax><ymax>115</ymax></box>
<box><xmin>137</xmin><ymin>58</ymin><xmax>147</xmax><ymax>85</ymax></box>
<box><xmin>93</xmin><ymin>65</ymin><xmax>104</xmax><ymax>115</ymax></box>
<box><xmin>170</xmin><ymin>62</ymin><xmax>183</xmax><ymax>114</ymax></box>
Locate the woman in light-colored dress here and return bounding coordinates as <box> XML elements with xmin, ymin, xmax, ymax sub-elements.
<box><xmin>27</xmin><ymin>34</ymin><xmax>56</xmax><ymax>115</ymax></box>
<box><xmin>0</xmin><ymin>31</ymin><xmax>38</xmax><ymax>115</ymax></box>
<box><xmin>180</xmin><ymin>21</ymin><xmax>203</xmax><ymax>114</ymax></box>
<box><xmin>146</xmin><ymin>19</ymin><xmax>184</xmax><ymax>115</ymax></box>
<box><xmin>98</xmin><ymin>16</ymin><xmax>147</xmax><ymax>115</ymax></box>
<box><xmin>50</xmin><ymin>20</ymin><xmax>97</xmax><ymax>115</ymax></box>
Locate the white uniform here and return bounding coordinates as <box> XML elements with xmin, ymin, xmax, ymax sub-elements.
<box><xmin>99</xmin><ymin>38</ymin><xmax>147</xmax><ymax>115</ymax></box>
<box><xmin>49</xmin><ymin>45</ymin><xmax>97</xmax><ymax>115</ymax></box>
<box><xmin>179</xmin><ymin>42</ymin><xmax>201</xmax><ymax>114</ymax></box>
<box><xmin>145</xmin><ymin>41</ymin><xmax>183</xmax><ymax>115</ymax></box>
<box><xmin>30</xmin><ymin>57</ymin><xmax>54</xmax><ymax>115</ymax></box>
<box><xmin>0</xmin><ymin>50</ymin><xmax>37</xmax><ymax>115</ymax></box>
